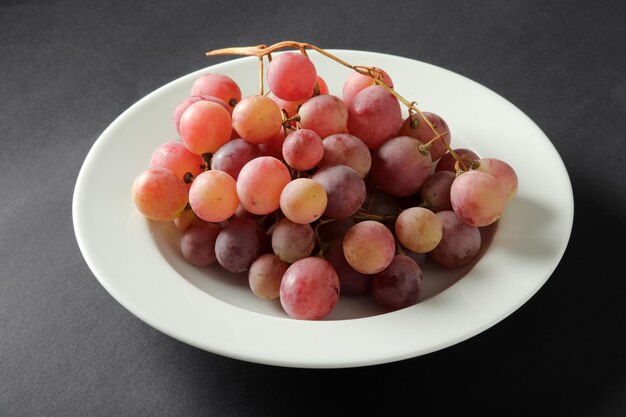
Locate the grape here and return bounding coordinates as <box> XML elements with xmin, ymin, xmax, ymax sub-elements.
<box><xmin>450</xmin><ymin>170</ymin><xmax>507</xmax><ymax>227</ymax></box>
<box><xmin>279</xmin><ymin>257</ymin><xmax>340</xmax><ymax>320</ymax></box>
<box><xmin>370</xmin><ymin>135</ymin><xmax>432</xmax><ymax>197</ymax></box>
<box><xmin>173</xmin><ymin>95</ymin><xmax>232</xmax><ymax>135</ymax></box>
<box><xmin>279</xmin><ymin>178</ymin><xmax>328</xmax><ymax>224</ymax></box>
<box><xmin>210</xmin><ymin>138</ymin><xmax>262</xmax><ymax>180</ymax></box>
<box><xmin>188</xmin><ymin>170</ymin><xmax>239</xmax><ymax>223</ymax></box>
<box><xmin>268</xmin><ymin>91</ymin><xmax>305</xmax><ymax>121</ymax></box>
<box><xmin>429</xmin><ymin>210</ymin><xmax>481</xmax><ymax>267</ymax></box>
<box><xmin>174</xmin><ymin>208</ymin><xmax>203</xmax><ymax>232</ymax></box>
<box><xmin>149</xmin><ymin>140</ymin><xmax>205</xmax><ymax>186</ymax></box>
<box><xmin>237</xmin><ymin>156</ymin><xmax>291</xmax><ymax>215</ymax></box>
<box><xmin>372</xmin><ymin>254</ymin><xmax>423</xmax><ymax>311</ymax></box>
<box><xmin>420</xmin><ymin>170</ymin><xmax>455</xmax><ymax>212</ymax></box>
<box><xmin>180</xmin><ymin>221</ymin><xmax>221</xmax><ymax>266</ymax></box>
<box><xmin>323</xmin><ymin>239</ymin><xmax>372</xmax><ymax>296</ymax></box>
<box><xmin>319</xmin><ymin>133</ymin><xmax>372</xmax><ymax>178</ymax></box>
<box><xmin>346</xmin><ymin>85</ymin><xmax>402</xmax><ymax>149</ymax></box>
<box><xmin>248</xmin><ymin>253</ymin><xmax>290</xmax><ymax>299</ymax></box>
<box><xmin>257</xmin><ymin>128</ymin><xmax>286</xmax><ymax>159</ymax></box>
<box><xmin>342</xmin><ymin>220</ymin><xmax>396</xmax><ymax>274</ymax></box>
<box><xmin>282</xmin><ymin>128</ymin><xmax>324</xmax><ymax>171</ymax></box>
<box><xmin>271</xmin><ymin>217</ymin><xmax>316</xmax><ymax>263</ymax></box>
<box><xmin>131</xmin><ymin>167</ymin><xmax>188</xmax><ymax>222</ymax></box>
<box><xmin>398</xmin><ymin>111</ymin><xmax>451</xmax><ymax>161</ymax></box>
<box><xmin>474</xmin><ymin>157</ymin><xmax>518</xmax><ymax>203</ymax></box>
<box><xmin>315</xmin><ymin>75</ymin><xmax>329</xmax><ymax>95</ymax></box>
<box><xmin>312</xmin><ymin>164</ymin><xmax>366</xmax><ymax>219</ymax></box>
<box><xmin>315</xmin><ymin>217</ymin><xmax>355</xmax><ymax>243</ymax></box>
<box><xmin>394</xmin><ymin>207</ymin><xmax>442</xmax><ymax>253</ymax></box>
<box><xmin>298</xmin><ymin>94</ymin><xmax>348</xmax><ymax>139</ymax></box>
<box><xmin>361</xmin><ymin>187</ymin><xmax>402</xmax><ymax>218</ymax></box>
<box><xmin>232</xmin><ymin>95</ymin><xmax>283</xmax><ymax>144</ymax></box>
<box><xmin>190</xmin><ymin>72</ymin><xmax>242</xmax><ymax>107</ymax></box>
<box><xmin>215</xmin><ymin>217</ymin><xmax>266</xmax><ymax>273</ymax></box>
<box><xmin>179</xmin><ymin>100</ymin><xmax>232</xmax><ymax>155</ymax></box>
<box><xmin>435</xmin><ymin>148</ymin><xmax>480</xmax><ymax>173</ymax></box>
<box><xmin>266</xmin><ymin>52</ymin><xmax>317</xmax><ymax>102</ymax></box>
<box><xmin>342</xmin><ymin>68</ymin><xmax>393</xmax><ymax>107</ymax></box>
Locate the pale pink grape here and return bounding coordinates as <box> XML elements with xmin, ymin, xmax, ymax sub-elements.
<box><xmin>179</xmin><ymin>100</ymin><xmax>232</xmax><ymax>155</ymax></box>
<box><xmin>237</xmin><ymin>156</ymin><xmax>291</xmax><ymax>215</ymax></box>
<box><xmin>279</xmin><ymin>178</ymin><xmax>328</xmax><ymax>224</ymax></box>
<box><xmin>189</xmin><ymin>170</ymin><xmax>239</xmax><ymax>223</ymax></box>
<box><xmin>450</xmin><ymin>170</ymin><xmax>508</xmax><ymax>227</ymax></box>
<box><xmin>395</xmin><ymin>207</ymin><xmax>443</xmax><ymax>253</ymax></box>
<box><xmin>298</xmin><ymin>94</ymin><xmax>348</xmax><ymax>139</ymax></box>
<box><xmin>190</xmin><ymin>73</ymin><xmax>242</xmax><ymax>107</ymax></box>
<box><xmin>267</xmin><ymin>52</ymin><xmax>317</xmax><ymax>102</ymax></box>
<box><xmin>342</xmin><ymin>220</ymin><xmax>396</xmax><ymax>274</ymax></box>
<box><xmin>280</xmin><ymin>257</ymin><xmax>340</xmax><ymax>320</ymax></box>
<box><xmin>248</xmin><ymin>254</ymin><xmax>290</xmax><ymax>300</ymax></box>
<box><xmin>282</xmin><ymin>128</ymin><xmax>324</xmax><ymax>171</ymax></box>
<box><xmin>232</xmin><ymin>95</ymin><xmax>283</xmax><ymax>144</ymax></box>
<box><xmin>131</xmin><ymin>167</ymin><xmax>188</xmax><ymax>222</ymax></box>
<box><xmin>342</xmin><ymin>68</ymin><xmax>393</xmax><ymax>107</ymax></box>
<box><xmin>319</xmin><ymin>133</ymin><xmax>372</xmax><ymax>178</ymax></box>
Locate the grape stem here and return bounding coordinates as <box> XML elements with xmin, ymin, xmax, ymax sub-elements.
<box><xmin>206</xmin><ymin>40</ymin><xmax>457</xmax><ymax>162</ymax></box>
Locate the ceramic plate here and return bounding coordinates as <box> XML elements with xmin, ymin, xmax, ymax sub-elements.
<box><xmin>72</xmin><ymin>49</ymin><xmax>574</xmax><ymax>368</ymax></box>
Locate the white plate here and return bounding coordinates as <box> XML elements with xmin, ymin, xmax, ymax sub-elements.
<box><xmin>72</xmin><ymin>49</ymin><xmax>574</xmax><ymax>368</ymax></box>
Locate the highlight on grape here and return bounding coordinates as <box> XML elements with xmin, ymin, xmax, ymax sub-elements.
<box><xmin>131</xmin><ymin>41</ymin><xmax>519</xmax><ymax>320</ymax></box>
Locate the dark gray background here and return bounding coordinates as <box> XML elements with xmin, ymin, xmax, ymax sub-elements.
<box><xmin>1</xmin><ymin>0</ymin><xmax>625</xmax><ymax>416</ymax></box>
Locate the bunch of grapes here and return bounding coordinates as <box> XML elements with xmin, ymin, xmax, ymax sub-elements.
<box><xmin>131</xmin><ymin>41</ymin><xmax>518</xmax><ymax>320</ymax></box>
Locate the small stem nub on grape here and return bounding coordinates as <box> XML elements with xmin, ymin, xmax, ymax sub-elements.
<box><xmin>201</xmin><ymin>153</ymin><xmax>213</xmax><ymax>170</ymax></box>
<box><xmin>183</xmin><ymin>172</ymin><xmax>195</xmax><ymax>183</ymax></box>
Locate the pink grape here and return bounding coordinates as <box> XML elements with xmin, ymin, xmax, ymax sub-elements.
<box><xmin>342</xmin><ymin>220</ymin><xmax>396</xmax><ymax>274</ymax></box>
<box><xmin>248</xmin><ymin>253</ymin><xmax>290</xmax><ymax>299</ymax></box>
<box><xmin>232</xmin><ymin>95</ymin><xmax>283</xmax><ymax>144</ymax></box>
<box><xmin>370</xmin><ymin>135</ymin><xmax>432</xmax><ymax>197</ymax></box>
<box><xmin>342</xmin><ymin>68</ymin><xmax>393</xmax><ymax>107</ymax></box>
<box><xmin>420</xmin><ymin>170</ymin><xmax>455</xmax><ymax>212</ymax></box>
<box><xmin>257</xmin><ymin>128</ymin><xmax>286</xmax><ymax>159</ymax></box>
<box><xmin>312</xmin><ymin>164</ymin><xmax>366</xmax><ymax>219</ymax></box>
<box><xmin>395</xmin><ymin>207</ymin><xmax>443</xmax><ymax>253</ymax></box>
<box><xmin>372</xmin><ymin>254</ymin><xmax>423</xmax><ymax>312</ymax></box>
<box><xmin>271</xmin><ymin>217</ymin><xmax>316</xmax><ymax>263</ymax></box>
<box><xmin>398</xmin><ymin>111</ymin><xmax>451</xmax><ymax>161</ymax></box>
<box><xmin>435</xmin><ymin>148</ymin><xmax>480</xmax><ymax>173</ymax></box>
<box><xmin>188</xmin><ymin>170</ymin><xmax>239</xmax><ymax>223</ymax></box>
<box><xmin>319</xmin><ymin>133</ymin><xmax>372</xmax><ymax>178</ymax></box>
<box><xmin>429</xmin><ymin>210</ymin><xmax>481</xmax><ymax>267</ymax></box>
<box><xmin>279</xmin><ymin>257</ymin><xmax>340</xmax><ymax>320</ymax></box>
<box><xmin>210</xmin><ymin>138</ymin><xmax>262</xmax><ymax>180</ymax></box>
<box><xmin>131</xmin><ymin>167</ymin><xmax>188</xmax><ymax>222</ymax></box>
<box><xmin>174</xmin><ymin>208</ymin><xmax>201</xmax><ymax>232</ymax></box>
<box><xmin>149</xmin><ymin>140</ymin><xmax>205</xmax><ymax>184</ymax></box>
<box><xmin>215</xmin><ymin>217</ymin><xmax>266</xmax><ymax>273</ymax></box>
<box><xmin>324</xmin><ymin>239</ymin><xmax>372</xmax><ymax>296</ymax></box>
<box><xmin>298</xmin><ymin>94</ymin><xmax>348</xmax><ymax>139</ymax></box>
<box><xmin>179</xmin><ymin>100</ymin><xmax>232</xmax><ymax>155</ymax></box>
<box><xmin>450</xmin><ymin>170</ymin><xmax>507</xmax><ymax>227</ymax></box>
<box><xmin>190</xmin><ymin>72</ymin><xmax>242</xmax><ymax>107</ymax></box>
<box><xmin>474</xmin><ymin>157</ymin><xmax>518</xmax><ymax>203</ymax></box>
<box><xmin>279</xmin><ymin>178</ymin><xmax>328</xmax><ymax>224</ymax></box>
<box><xmin>316</xmin><ymin>75</ymin><xmax>329</xmax><ymax>95</ymax></box>
<box><xmin>180</xmin><ymin>221</ymin><xmax>221</xmax><ymax>266</ymax></box>
<box><xmin>268</xmin><ymin>91</ymin><xmax>305</xmax><ymax>121</ymax></box>
<box><xmin>237</xmin><ymin>156</ymin><xmax>291</xmax><ymax>215</ymax></box>
<box><xmin>346</xmin><ymin>85</ymin><xmax>402</xmax><ymax>149</ymax></box>
<box><xmin>267</xmin><ymin>52</ymin><xmax>317</xmax><ymax>102</ymax></box>
<box><xmin>173</xmin><ymin>95</ymin><xmax>231</xmax><ymax>134</ymax></box>
<box><xmin>282</xmin><ymin>128</ymin><xmax>324</xmax><ymax>171</ymax></box>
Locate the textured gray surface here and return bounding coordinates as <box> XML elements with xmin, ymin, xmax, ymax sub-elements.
<box><xmin>1</xmin><ymin>0</ymin><xmax>625</xmax><ymax>416</ymax></box>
